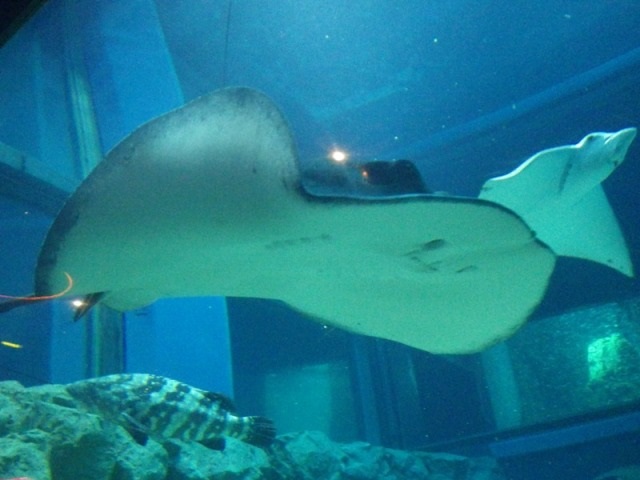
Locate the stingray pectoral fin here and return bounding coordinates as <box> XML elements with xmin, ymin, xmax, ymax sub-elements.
<box><xmin>33</xmin><ymin>86</ymin><xmax>300</xmax><ymax>309</ymax></box>
<box><xmin>255</xmin><ymin>198</ymin><xmax>557</xmax><ymax>354</ymax></box>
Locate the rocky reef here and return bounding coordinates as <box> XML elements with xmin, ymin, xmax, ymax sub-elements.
<box><xmin>0</xmin><ymin>380</ymin><xmax>505</xmax><ymax>480</ymax></box>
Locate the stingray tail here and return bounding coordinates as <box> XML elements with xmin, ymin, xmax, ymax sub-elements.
<box><xmin>0</xmin><ymin>297</ymin><xmax>39</xmax><ymax>313</ymax></box>
<box><xmin>0</xmin><ymin>291</ymin><xmax>106</xmax><ymax>320</ymax></box>
<box><xmin>0</xmin><ymin>272</ymin><xmax>76</xmax><ymax>315</ymax></box>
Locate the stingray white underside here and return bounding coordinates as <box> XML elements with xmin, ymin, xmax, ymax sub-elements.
<box><xmin>37</xmin><ymin>88</ymin><xmax>556</xmax><ymax>354</ymax></box>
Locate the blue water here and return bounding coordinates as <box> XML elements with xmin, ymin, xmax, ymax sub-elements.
<box><xmin>1</xmin><ymin>2</ymin><xmax>640</xmax><ymax>479</ymax></box>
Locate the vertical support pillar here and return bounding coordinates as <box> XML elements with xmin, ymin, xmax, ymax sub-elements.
<box><xmin>349</xmin><ymin>336</ymin><xmax>382</xmax><ymax>444</ymax></box>
<box><xmin>85</xmin><ymin>308</ymin><xmax>124</xmax><ymax>377</ymax></box>
<box><xmin>481</xmin><ymin>343</ymin><xmax>523</xmax><ymax>430</ymax></box>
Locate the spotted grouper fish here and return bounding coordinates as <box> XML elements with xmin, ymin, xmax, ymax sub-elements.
<box><xmin>66</xmin><ymin>373</ymin><xmax>275</xmax><ymax>449</ymax></box>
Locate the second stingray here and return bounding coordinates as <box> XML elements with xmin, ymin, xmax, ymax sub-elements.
<box><xmin>29</xmin><ymin>87</ymin><xmax>555</xmax><ymax>354</ymax></box>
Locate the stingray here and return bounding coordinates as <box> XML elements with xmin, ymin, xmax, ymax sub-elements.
<box><xmin>1</xmin><ymin>87</ymin><xmax>556</xmax><ymax>354</ymax></box>
<box><xmin>479</xmin><ymin>128</ymin><xmax>636</xmax><ymax>277</ymax></box>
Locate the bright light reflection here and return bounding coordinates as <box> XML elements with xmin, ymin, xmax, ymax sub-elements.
<box><xmin>71</xmin><ymin>299</ymin><xmax>85</xmax><ymax>308</ymax></box>
<box><xmin>328</xmin><ymin>149</ymin><xmax>348</xmax><ymax>163</ymax></box>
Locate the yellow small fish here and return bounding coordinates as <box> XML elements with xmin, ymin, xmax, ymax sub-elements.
<box><xmin>0</xmin><ymin>340</ymin><xmax>23</xmax><ymax>349</ymax></box>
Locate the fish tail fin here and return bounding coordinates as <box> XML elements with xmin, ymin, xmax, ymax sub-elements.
<box><xmin>242</xmin><ymin>416</ymin><xmax>276</xmax><ymax>447</ymax></box>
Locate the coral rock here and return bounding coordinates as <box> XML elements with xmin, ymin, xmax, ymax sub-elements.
<box><xmin>0</xmin><ymin>380</ymin><xmax>505</xmax><ymax>480</ymax></box>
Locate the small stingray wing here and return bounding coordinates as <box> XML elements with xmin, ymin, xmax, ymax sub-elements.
<box><xmin>480</xmin><ymin>146</ymin><xmax>578</xmax><ymax>215</ymax></box>
<box><xmin>527</xmin><ymin>187</ymin><xmax>633</xmax><ymax>276</ymax></box>
<box><xmin>480</xmin><ymin>130</ymin><xmax>636</xmax><ymax>277</ymax></box>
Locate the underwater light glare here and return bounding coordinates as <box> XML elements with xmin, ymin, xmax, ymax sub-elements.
<box><xmin>328</xmin><ymin>149</ymin><xmax>348</xmax><ymax>163</ymax></box>
<box><xmin>71</xmin><ymin>299</ymin><xmax>85</xmax><ymax>308</ymax></box>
